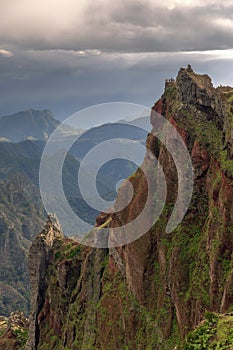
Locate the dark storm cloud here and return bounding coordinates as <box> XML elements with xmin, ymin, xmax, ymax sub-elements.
<box><xmin>0</xmin><ymin>0</ymin><xmax>233</xmax><ymax>119</ymax></box>
<box><xmin>0</xmin><ymin>0</ymin><xmax>233</xmax><ymax>52</ymax></box>
<box><xmin>90</xmin><ymin>1</ymin><xmax>233</xmax><ymax>52</ymax></box>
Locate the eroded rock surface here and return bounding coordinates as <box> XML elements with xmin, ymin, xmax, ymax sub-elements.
<box><xmin>26</xmin><ymin>66</ymin><xmax>233</xmax><ymax>349</ymax></box>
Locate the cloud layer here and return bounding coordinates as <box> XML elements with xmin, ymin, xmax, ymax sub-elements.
<box><xmin>0</xmin><ymin>0</ymin><xmax>233</xmax><ymax>119</ymax></box>
<box><xmin>1</xmin><ymin>0</ymin><xmax>233</xmax><ymax>52</ymax></box>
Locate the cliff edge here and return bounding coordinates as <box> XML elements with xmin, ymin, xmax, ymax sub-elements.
<box><xmin>26</xmin><ymin>66</ymin><xmax>233</xmax><ymax>349</ymax></box>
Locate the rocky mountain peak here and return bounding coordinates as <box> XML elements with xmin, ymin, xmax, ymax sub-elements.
<box><xmin>175</xmin><ymin>65</ymin><xmax>223</xmax><ymax>114</ymax></box>
<box><xmin>39</xmin><ymin>214</ymin><xmax>63</xmax><ymax>246</ymax></box>
<box><xmin>0</xmin><ymin>109</ymin><xmax>60</xmax><ymax>142</ymax></box>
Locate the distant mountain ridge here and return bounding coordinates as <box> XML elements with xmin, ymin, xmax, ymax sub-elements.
<box><xmin>0</xmin><ymin>109</ymin><xmax>60</xmax><ymax>142</ymax></box>
<box><xmin>118</xmin><ymin>115</ymin><xmax>151</xmax><ymax>130</ymax></box>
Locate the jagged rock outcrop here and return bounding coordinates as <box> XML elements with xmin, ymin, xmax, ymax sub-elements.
<box><xmin>26</xmin><ymin>66</ymin><xmax>233</xmax><ymax>349</ymax></box>
<box><xmin>25</xmin><ymin>214</ymin><xmax>64</xmax><ymax>350</ymax></box>
<box><xmin>176</xmin><ymin>65</ymin><xmax>222</xmax><ymax>112</ymax></box>
<box><xmin>26</xmin><ymin>214</ymin><xmax>108</xmax><ymax>350</ymax></box>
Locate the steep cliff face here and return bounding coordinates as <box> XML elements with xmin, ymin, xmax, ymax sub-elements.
<box><xmin>27</xmin><ymin>66</ymin><xmax>233</xmax><ymax>349</ymax></box>
<box><xmin>25</xmin><ymin>214</ymin><xmax>64</xmax><ymax>350</ymax></box>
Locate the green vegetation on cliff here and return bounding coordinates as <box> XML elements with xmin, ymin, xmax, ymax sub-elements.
<box><xmin>182</xmin><ymin>313</ymin><xmax>233</xmax><ymax>349</ymax></box>
<box><xmin>25</xmin><ymin>66</ymin><xmax>233</xmax><ymax>350</ymax></box>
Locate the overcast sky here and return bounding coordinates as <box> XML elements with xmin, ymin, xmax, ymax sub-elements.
<box><xmin>0</xmin><ymin>0</ymin><xmax>233</xmax><ymax>120</ymax></box>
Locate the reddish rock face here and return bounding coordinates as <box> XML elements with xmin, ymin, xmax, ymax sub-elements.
<box><xmin>0</xmin><ymin>330</ymin><xmax>21</xmax><ymax>350</ymax></box>
<box><xmin>92</xmin><ymin>67</ymin><xmax>233</xmax><ymax>343</ymax></box>
<box><xmin>192</xmin><ymin>141</ymin><xmax>210</xmax><ymax>178</ymax></box>
<box><xmin>26</xmin><ymin>67</ymin><xmax>233</xmax><ymax>349</ymax></box>
<box><xmin>152</xmin><ymin>98</ymin><xmax>164</xmax><ymax>115</ymax></box>
<box><xmin>169</xmin><ymin>117</ymin><xmax>189</xmax><ymax>145</ymax></box>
